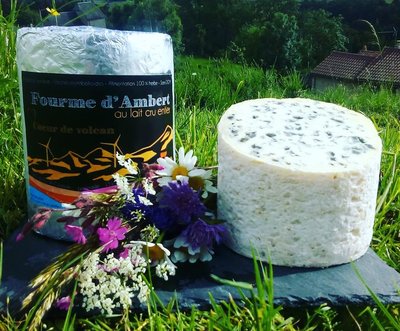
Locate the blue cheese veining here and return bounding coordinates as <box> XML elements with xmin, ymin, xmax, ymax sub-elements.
<box><xmin>223</xmin><ymin>98</ymin><xmax>378</xmax><ymax>172</ymax></box>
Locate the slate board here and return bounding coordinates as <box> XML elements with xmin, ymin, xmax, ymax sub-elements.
<box><xmin>2</xmin><ymin>229</ymin><xmax>400</xmax><ymax>316</ymax></box>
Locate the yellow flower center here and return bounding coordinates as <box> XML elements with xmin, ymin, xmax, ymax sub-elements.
<box><xmin>189</xmin><ymin>176</ymin><xmax>205</xmax><ymax>191</ymax></box>
<box><xmin>171</xmin><ymin>166</ymin><xmax>189</xmax><ymax>180</ymax></box>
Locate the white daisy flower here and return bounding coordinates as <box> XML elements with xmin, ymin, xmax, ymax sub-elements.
<box><xmin>184</xmin><ymin>169</ymin><xmax>218</xmax><ymax>198</ymax></box>
<box><xmin>156</xmin><ymin>147</ymin><xmax>217</xmax><ymax>197</ymax></box>
<box><xmin>156</xmin><ymin>147</ymin><xmax>196</xmax><ymax>185</ymax></box>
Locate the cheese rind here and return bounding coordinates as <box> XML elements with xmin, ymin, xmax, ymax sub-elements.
<box><xmin>217</xmin><ymin>98</ymin><xmax>382</xmax><ymax>267</ymax></box>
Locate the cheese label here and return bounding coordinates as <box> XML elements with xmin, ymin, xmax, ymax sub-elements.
<box><xmin>21</xmin><ymin>71</ymin><xmax>174</xmax><ymax>205</ymax></box>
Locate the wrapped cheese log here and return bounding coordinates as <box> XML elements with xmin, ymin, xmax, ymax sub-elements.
<box><xmin>17</xmin><ymin>26</ymin><xmax>174</xmax><ymax>240</ymax></box>
<box><xmin>217</xmin><ymin>98</ymin><xmax>382</xmax><ymax>267</ymax></box>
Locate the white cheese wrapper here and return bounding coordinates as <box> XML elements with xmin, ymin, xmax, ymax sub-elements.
<box><xmin>17</xmin><ymin>26</ymin><xmax>174</xmax><ymax>240</ymax></box>
<box><xmin>17</xmin><ymin>26</ymin><xmax>173</xmax><ymax>75</ymax></box>
<box><xmin>217</xmin><ymin>98</ymin><xmax>382</xmax><ymax>267</ymax></box>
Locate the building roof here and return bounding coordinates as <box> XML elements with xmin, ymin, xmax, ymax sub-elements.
<box><xmin>311</xmin><ymin>47</ymin><xmax>400</xmax><ymax>85</ymax></box>
<box><xmin>358</xmin><ymin>49</ymin><xmax>381</xmax><ymax>57</ymax></box>
<box><xmin>358</xmin><ymin>47</ymin><xmax>400</xmax><ymax>84</ymax></box>
<box><xmin>311</xmin><ymin>51</ymin><xmax>377</xmax><ymax>80</ymax></box>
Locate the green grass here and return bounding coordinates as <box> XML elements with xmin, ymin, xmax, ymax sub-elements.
<box><xmin>1</xmin><ymin>3</ymin><xmax>400</xmax><ymax>329</ymax></box>
<box><xmin>0</xmin><ymin>0</ymin><xmax>25</xmax><ymax>240</ymax></box>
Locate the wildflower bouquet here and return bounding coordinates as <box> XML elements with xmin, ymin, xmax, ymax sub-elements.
<box><xmin>18</xmin><ymin>148</ymin><xmax>226</xmax><ymax>318</ymax></box>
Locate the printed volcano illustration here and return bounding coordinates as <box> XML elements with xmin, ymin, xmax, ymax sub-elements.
<box><xmin>27</xmin><ymin>125</ymin><xmax>173</xmax><ymax>190</ymax></box>
<box><xmin>28</xmin><ymin>147</ymin><xmax>115</xmax><ymax>181</ymax></box>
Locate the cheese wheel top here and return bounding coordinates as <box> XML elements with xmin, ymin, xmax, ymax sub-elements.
<box><xmin>218</xmin><ymin>98</ymin><xmax>382</xmax><ymax>172</ymax></box>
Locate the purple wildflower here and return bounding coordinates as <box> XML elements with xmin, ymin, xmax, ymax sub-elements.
<box><xmin>74</xmin><ymin>197</ymin><xmax>97</xmax><ymax>217</ymax></box>
<box><xmin>97</xmin><ymin>217</ymin><xmax>128</xmax><ymax>252</ymax></box>
<box><xmin>158</xmin><ymin>181</ymin><xmax>206</xmax><ymax>224</ymax></box>
<box><xmin>142</xmin><ymin>163</ymin><xmax>164</xmax><ymax>180</ymax></box>
<box><xmin>72</xmin><ymin>196</ymin><xmax>94</xmax><ymax>209</ymax></box>
<box><xmin>119</xmin><ymin>248</ymin><xmax>130</xmax><ymax>259</ymax></box>
<box><xmin>82</xmin><ymin>185</ymin><xmax>118</xmax><ymax>195</ymax></box>
<box><xmin>56</xmin><ymin>216</ymin><xmax>76</xmax><ymax>225</ymax></box>
<box><xmin>81</xmin><ymin>214</ymin><xmax>96</xmax><ymax>234</ymax></box>
<box><xmin>55</xmin><ymin>296</ymin><xmax>71</xmax><ymax>311</ymax></box>
<box><xmin>16</xmin><ymin>208</ymin><xmax>52</xmax><ymax>241</ymax></box>
<box><xmin>150</xmin><ymin>207</ymin><xmax>176</xmax><ymax>230</ymax></box>
<box><xmin>121</xmin><ymin>186</ymin><xmax>153</xmax><ymax>220</ymax></box>
<box><xmin>65</xmin><ymin>225</ymin><xmax>87</xmax><ymax>244</ymax></box>
<box><xmin>15</xmin><ymin>233</ymin><xmax>25</xmax><ymax>242</ymax></box>
<box><xmin>181</xmin><ymin>219</ymin><xmax>226</xmax><ymax>250</ymax></box>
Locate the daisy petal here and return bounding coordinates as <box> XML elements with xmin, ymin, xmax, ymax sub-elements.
<box><xmin>157</xmin><ymin>157</ymin><xmax>176</xmax><ymax>169</ymax></box>
<box><xmin>175</xmin><ymin>175</ymin><xmax>189</xmax><ymax>183</ymax></box>
<box><xmin>157</xmin><ymin>176</ymin><xmax>172</xmax><ymax>187</ymax></box>
<box><xmin>185</xmin><ymin>149</ymin><xmax>194</xmax><ymax>161</ymax></box>
<box><xmin>178</xmin><ymin>147</ymin><xmax>186</xmax><ymax>162</ymax></box>
<box><xmin>184</xmin><ymin>155</ymin><xmax>197</xmax><ymax>170</ymax></box>
<box><xmin>188</xmin><ymin>168</ymin><xmax>207</xmax><ymax>177</ymax></box>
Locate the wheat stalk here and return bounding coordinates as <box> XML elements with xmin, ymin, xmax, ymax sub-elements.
<box><xmin>21</xmin><ymin>242</ymin><xmax>91</xmax><ymax>330</ymax></box>
<box><xmin>358</xmin><ymin>19</ymin><xmax>382</xmax><ymax>51</ymax></box>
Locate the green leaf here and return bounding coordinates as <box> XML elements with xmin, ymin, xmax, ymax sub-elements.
<box><xmin>210</xmin><ymin>273</ymin><xmax>254</xmax><ymax>290</ymax></box>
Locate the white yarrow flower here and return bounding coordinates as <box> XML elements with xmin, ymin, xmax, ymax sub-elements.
<box><xmin>142</xmin><ymin>178</ymin><xmax>156</xmax><ymax>195</ymax></box>
<box><xmin>127</xmin><ymin>241</ymin><xmax>177</xmax><ymax>279</ymax></box>
<box><xmin>116</xmin><ymin>152</ymin><xmax>138</xmax><ymax>175</ymax></box>
<box><xmin>138</xmin><ymin>195</ymin><xmax>153</xmax><ymax>206</ymax></box>
<box><xmin>112</xmin><ymin>173</ymin><xmax>135</xmax><ymax>202</ymax></box>
<box><xmin>77</xmin><ymin>244</ymin><xmax>158</xmax><ymax>315</ymax></box>
<box><xmin>155</xmin><ymin>260</ymin><xmax>176</xmax><ymax>281</ymax></box>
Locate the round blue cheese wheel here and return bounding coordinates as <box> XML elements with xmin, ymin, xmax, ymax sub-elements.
<box><xmin>217</xmin><ymin>98</ymin><xmax>382</xmax><ymax>267</ymax></box>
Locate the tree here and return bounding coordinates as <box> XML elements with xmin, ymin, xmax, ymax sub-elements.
<box><xmin>301</xmin><ymin>0</ymin><xmax>400</xmax><ymax>51</ymax></box>
<box><xmin>16</xmin><ymin>5</ymin><xmax>41</xmax><ymax>27</ymax></box>
<box><xmin>251</xmin><ymin>0</ymin><xmax>301</xmax><ymax>18</ymax></box>
<box><xmin>230</xmin><ymin>0</ymin><xmax>303</xmax><ymax>70</ymax></box>
<box><xmin>235</xmin><ymin>12</ymin><xmax>302</xmax><ymax>70</ymax></box>
<box><xmin>298</xmin><ymin>9</ymin><xmax>348</xmax><ymax>69</ymax></box>
<box><xmin>175</xmin><ymin>0</ymin><xmax>252</xmax><ymax>57</ymax></box>
<box><xmin>106</xmin><ymin>0</ymin><xmax>183</xmax><ymax>52</ymax></box>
